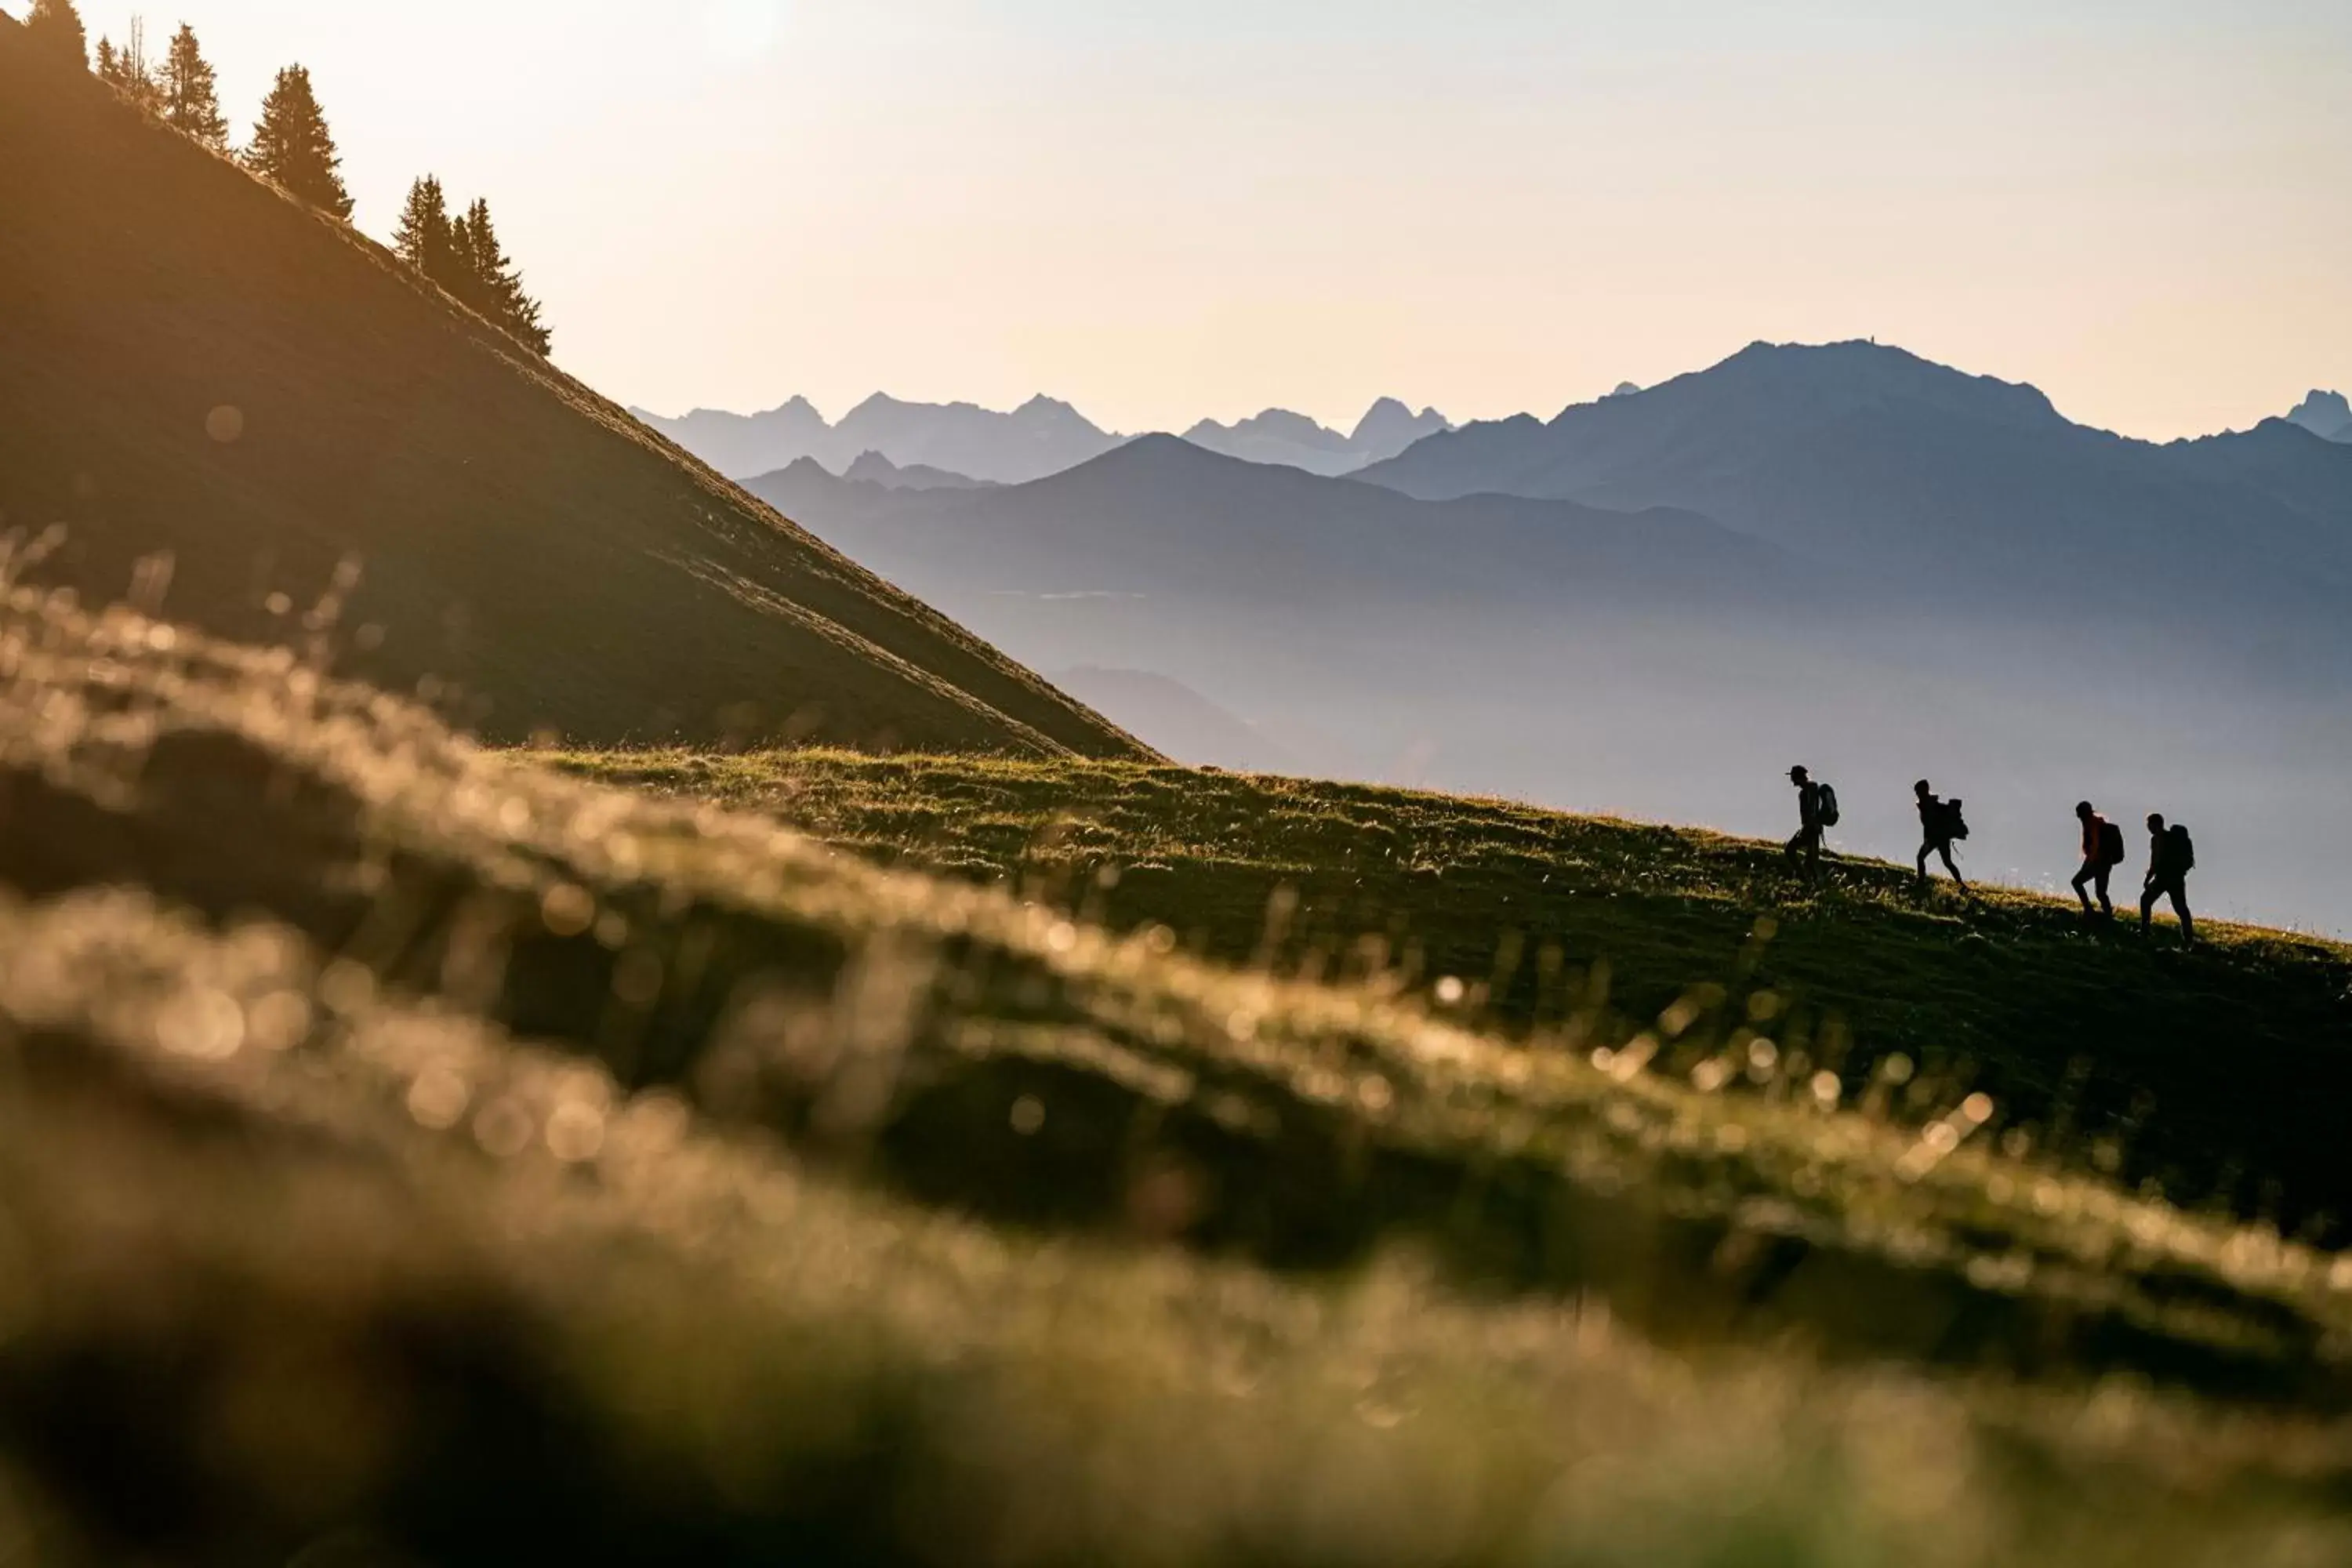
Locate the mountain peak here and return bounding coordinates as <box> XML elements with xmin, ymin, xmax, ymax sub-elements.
<box><xmin>1087</xmin><ymin>430</ymin><xmax>1276</xmax><ymax>483</ymax></box>
<box><xmin>1237</xmin><ymin>408</ymin><xmax>1345</xmax><ymax>445</ymax></box>
<box><xmin>1349</xmin><ymin>397</ymin><xmax>1451</xmax><ymax>461</ymax></box>
<box><xmin>1362</xmin><ymin>339</ymin><xmax>2081</xmax><ymax>513</ymax></box>
<box><xmin>1015</xmin><ymin>394</ymin><xmax>1091</xmax><ymax>423</ymax></box>
<box><xmin>1661</xmin><ymin>339</ymin><xmax>2066</xmax><ymax>431</ymax></box>
<box><xmin>1116</xmin><ymin>430</ymin><xmax>1221</xmax><ymax>462</ymax></box>
<box><xmin>2287</xmin><ymin>390</ymin><xmax>2352</xmax><ymax>442</ymax></box>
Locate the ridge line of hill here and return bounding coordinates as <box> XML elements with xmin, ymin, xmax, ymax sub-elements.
<box><xmin>0</xmin><ymin>26</ymin><xmax>1152</xmax><ymax>760</ymax></box>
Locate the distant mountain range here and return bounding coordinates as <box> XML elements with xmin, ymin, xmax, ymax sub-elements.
<box><xmin>651</xmin><ymin>367</ymin><xmax>2343</xmax><ymax>496</ymax></box>
<box><xmin>635</xmin><ymin>393</ymin><xmax>1450</xmax><ymax>484</ymax></box>
<box><xmin>750</xmin><ymin>434</ymin><xmax>1794</xmax><ymax>615</ymax></box>
<box><xmin>751</xmin><ymin>340</ymin><xmax>2352</xmax><ymax>935</ymax></box>
<box><xmin>635</xmin><ymin>393</ymin><xmax>1124</xmax><ymax>485</ymax></box>
<box><xmin>1182</xmin><ymin>398</ymin><xmax>1450</xmax><ymax>477</ymax></box>
<box><xmin>1357</xmin><ymin>341</ymin><xmax>2352</xmax><ymax>641</ymax></box>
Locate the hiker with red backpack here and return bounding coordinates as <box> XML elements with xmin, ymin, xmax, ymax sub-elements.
<box><xmin>2141</xmin><ymin>813</ymin><xmax>2197</xmax><ymax>946</ymax></box>
<box><xmin>2071</xmin><ymin>800</ymin><xmax>2125</xmax><ymax>920</ymax></box>
<box><xmin>1913</xmin><ymin>779</ymin><xmax>1969</xmax><ymax>892</ymax></box>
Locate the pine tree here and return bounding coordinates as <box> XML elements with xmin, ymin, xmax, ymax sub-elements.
<box><xmin>96</xmin><ymin>18</ymin><xmax>162</xmax><ymax>112</ymax></box>
<box><xmin>161</xmin><ymin>23</ymin><xmax>228</xmax><ymax>147</ymax></box>
<box><xmin>394</xmin><ymin>176</ymin><xmax>463</xmax><ymax>292</ymax></box>
<box><xmin>455</xmin><ymin>198</ymin><xmax>552</xmax><ymax>356</ymax></box>
<box><xmin>24</xmin><ymin>0</ymin><xmax>89</xmax><ymax>68</ymax></box>
<box><xmin>244</xmin><ymin>64</ymin><xmax>354</xmax><ymax>220</ymax></box>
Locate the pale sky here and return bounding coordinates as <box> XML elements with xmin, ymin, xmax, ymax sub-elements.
<box><xmin>24</xmin><ymin>0</ymin><xmax>2351</xmax><ymax>437</ymax></box>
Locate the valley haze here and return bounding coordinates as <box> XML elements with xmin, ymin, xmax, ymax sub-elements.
<box><xmin>746</xmin><ymin>343</ymin><xmax>2352</xmax><ymax>939</ymax></box>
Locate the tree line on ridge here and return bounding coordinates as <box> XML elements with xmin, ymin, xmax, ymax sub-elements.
<box><xmin>22</xmin><ymin>0</ymin><xmax>552</xmax><ymax>355</ymax></box>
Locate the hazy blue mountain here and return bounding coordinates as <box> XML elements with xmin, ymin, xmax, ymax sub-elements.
<box><xmin>639</xmin><ymin>391</ymin><xmax>1453</xmax><ymax>483</ymax></box>
<box><xmin>1356</xmin><ymin>341</ymin><xmax>2352</xmax><ymax>645</ymax></box>
<box><xmin>1183</xmin><ymin>408</ymin><xmax>1355</xmax><ymax>474</ymax></box>
<box><xmin>748</xmin><ymin>433</ymin><xmax>1794</xmax><ymax>612</ymax></box>
<box><xmin>748</xmin><ymin>347</ymin><xmax>2352</xmax><ymax>935</ymax></box>
<box><xmin>2286</xmin><ymin>390</ymin><xmax>2352</xmax><ymax>442</ymax></box>
<box><xmin>842</xmin><ymin>450</ymin><xmax>996</xmax><ymax>491</ymax></box>
<box><xmin>1349</xmin><ymin>397</ymin><xmax>1454</xmax><ymax>462</ymax></box>
<box><xmin>633</xmin><ymin>393</ymin><xmax>1125</xmax><ymax>483</ymax></box>
<box><xmin>832</xmin><ymin>393</ymin><xmax>1122</xmax><ymax>483</ymax></box>
<box><xmin>1185</xmin><ymin>398</ymin><xmax>1452</xmax><ymax>475</ymax></box>
<box><xmin>633</xmin><ymin>394</ymin><xmax>831</xmax><ymax>480</ymax></box>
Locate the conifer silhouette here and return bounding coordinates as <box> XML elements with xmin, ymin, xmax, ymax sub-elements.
<box><xmin>95</xmin><ymin>18</ymin><xmax>161</xmax><ymax>112</ymax></box>
<box><xmin>456</xmin><ymin>198</ymin><xmax>552</xmax><ymax>356</ymax></box>
<box><xmin>391</xmin><ymin>182</ymin><xmax>554</xmax><ymax>355</ymax></box>
<box><xmin>244</xmin><ymin>64</ymin><xmax>354</xmax><ymax>220</ymax></box>
<box><xmin>394</xmin><ymin>175</ymin><xmax>473</xmax><ymax>304</ymax></box>
<box><xmin>161</xmin><ymin>23</ymin><xmax>227</xmax><ymax>147</ymax></box>
<box><xmin>24</xmin><ymin>0</ymin><xmax>89</xmax><ymax>68</ymax></box>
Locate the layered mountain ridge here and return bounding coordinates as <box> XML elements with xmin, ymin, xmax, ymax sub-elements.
<box><xmin>639</xmin><ymin>392</ymin><xmax>1450</xmax><ymax>484</ymax></box>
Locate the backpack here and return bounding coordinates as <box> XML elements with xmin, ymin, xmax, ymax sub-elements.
<box><xmin>2168</xmin><ymin>823</ymin><xmax>2195</xmax><ymax>873</ymax></box>
<box><xmin>1816</xmin><ymin>783</ymin><xmax>1841</xmax><ymax>828</ymax></box>
<box><xmin>2098</xmin><ymin>818</ymin><xmax>2125</xmax><ymax>866</ymax></box>
<box><xmin>1942</xmin><ymin>798</ymin><xmax>1970</xmax><ymax>842</ymax></box>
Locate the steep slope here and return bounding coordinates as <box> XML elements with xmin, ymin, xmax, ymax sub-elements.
<box><xmin>0</xmin><ymin>27</ymin><xmax>1143</xmax><ymax>758</ymax></box>
<box><xmin>1360</xmin><ymin>341</ymin><xmax>2352</xmax><ymax>641</ymax></box>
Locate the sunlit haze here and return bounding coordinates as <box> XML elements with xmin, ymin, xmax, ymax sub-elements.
<box><xmin>15</xmin><ymin>0</ymin><xmax>2350</xmax><ymax>435</ymax></box>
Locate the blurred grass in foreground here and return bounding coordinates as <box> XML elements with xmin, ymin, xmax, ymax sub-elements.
<box><xmin>3</xmin><ymin>587</ymin><xmax>2352</xmax><ymax>1563</ymax></box>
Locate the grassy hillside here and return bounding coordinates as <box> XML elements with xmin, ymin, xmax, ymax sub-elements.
<box><xmin>0</xmin><ymin>24</ymin><xmax>1142</xmax><ymax>759</ymax></box>
<box><xmin>552</xmin><ymin>749</ymin><xmax>2352</xmax><ymax>1242</ymax></box>
<box><xmin>8</xmin><ymin>584</ymin><xmax>2352</xmax><ymax>1562</ymax></box>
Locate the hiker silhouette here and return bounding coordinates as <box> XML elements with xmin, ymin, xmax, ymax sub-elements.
<box><xmin>2071</xmin><ymin>800</ymin><xmax>2122</xmax><ymax>919</ymax></box>
<box><xmin>2141</xmin><ymin>812</ymin><xmax>2197</xmax><ymax>946</ymax></box>
<box><xmin>1784</xmin><ymin>765</ymin><xmax>1826</xmax><ymax>879</ymax></box>
<box><xmin>1913</xmin><ymin>780</ymin><xmax>1969</xmax><ymax>892</ymax></box>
